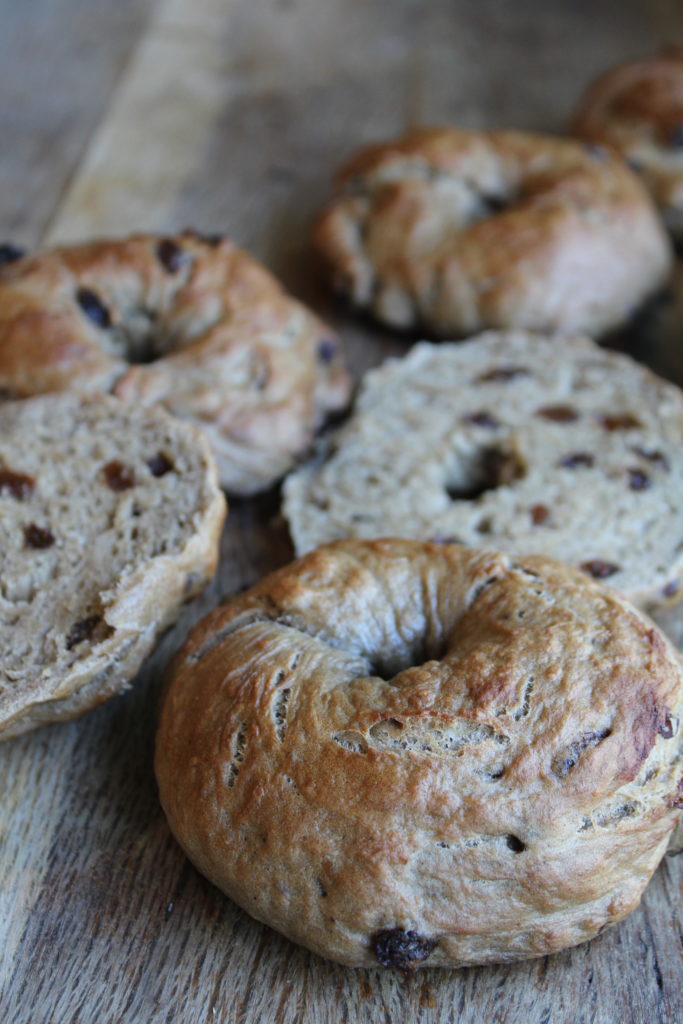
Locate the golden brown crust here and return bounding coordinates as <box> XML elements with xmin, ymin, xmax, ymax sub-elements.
<box><xmin>155</xmin><ymin>539</ymin><xmax>683</xmax><ymax>969</ymax></box>
<box><xmin>572</xmin><ymin>49</ymin><xmax>683</xmax><ymax>236</ymax></box>
<box><xmin>313</xmin><ymin>127</ymin><xmax>671</xmax><ymax>336</ymax></box>
<box><xmin>0</xmin><ymin>232</ymin><xmax>351</xmax><ymax>494</ymax></box>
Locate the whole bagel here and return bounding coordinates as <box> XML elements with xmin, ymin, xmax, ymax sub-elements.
<box><xmin>0</xmin><ymin>232</ymin><xmax>351</xmax><ymax>494</ymax></box>
<box><xmin>155</xmin><ymin>539</ymin><xmax>683</xmax><ymax>969</ymax></box>
<box><xmin>572</xmin><ymin>48</ymin><xmax>683</xmax><ymax>238</ymax></box>
<box><xmin>314</xmin><ymin>127</ymin><xmax>671</xmax><ymax>336</ymax></box>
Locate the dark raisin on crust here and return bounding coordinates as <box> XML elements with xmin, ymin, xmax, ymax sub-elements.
<box><xmin>0</xmin><ymin>469</ymin><xmax>35</xmax><ymax>499</ymax></box>
<box><xmin>580</xmin><ymin>560</ymin><xmax>620</xmax><ymax>579</ymax></box>
<box><xmin>77</xmin><ymin>287</ymin><xmax>111</xmax><ymax>328</ymax></box>
<box><xmin>535</xmin><ymin>405</ymin><xmax>579</xmax><ymax>422</ymax></box>
<box><xmin>658</xmin><ymin>713</ymin><xmax>680</xmax><ymax>739</ymax></box>
<box><xmin>373</xmin><ymin>928</ymin><xmax>437</xmax><ymax>971</ymax></box>
<box><xmin>632</xmin><ymin>446</ymin><xmax>670</xmax><ymax>471</ymax></box>
<box><xmin>530</xmin><ymin>504</ymin><xmax>550</xmax><ymax>525</ymax></box>
<box><xmin>103</xmin><ymin>460</ymin><xmax>135</xmax><ymax>491</ymax></box>
<box><xmin>23</xmin><ymin>523</ymin><xmax>55</xmax><ymax>549</ymax></box>
<box><xmin>317</xmin><ymin>338</ymin><xmax>338</xmax><ymax>364</ymax></box>
<box><xmin>65</xmin><ymin>615</ymin><xmax>101</xmax><ymax>651</ymax></box>
<box><xmin>476</xmin><ymin>366</ymin><xmax>531</xmax><ymax>384</ymax></box>
<box><xmin>551</xmin><ymin>728</ymin><xmax>611</xmax><ymax>778</ymax></box>
<box><xmin>558</xmin><ymin>452</ymin><xmax>594</xmax><ymax>469</ymax></box>
<box><xmin>156</xmin><ymin>238</ymin><xmax>191</xmax><ymax>273</ymax></box>
<box><xmin>148</xmin><ymin>452</ymin><xmax>174</xmax><ymax>477</ymax></box>
<box><xmin>0</xmin><ymin>243</ymin><xmax>25</xmax><ymax>265</ymax></box>
<box><xmin>628</xmin><ymin>468</ymin><xmax>651</xmax><ymax>491</ymax></box>
<box><xmin>600</xmin><ymin>413</ymin><xmax>642</xmax><ymax>431</ymax></box>
<box><xmin>505</xmin><ymin>834</ymin><xmax>526</xmax><ymax>853</ymax></box>
<box><xmin>583</xmin><ymin>143</ymin><xmax>608</xmax><ymax>160</ymax></box>
<box><xmin>463</xmin><ymin>411</ymin><xmax>500</xmax><ymax>429</ymax></box>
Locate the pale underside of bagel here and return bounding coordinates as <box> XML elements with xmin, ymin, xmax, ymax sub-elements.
<box><xmin>155</xmin><ymin>539</ymin><xmax>683</xmax><ymax>969</ymax></box>
<box><xmin>314</xmin><ymin>126</ymin><xmax>672</xmax><ymax>336</ymax></box>
<box><xmin>0</xmin><ymin>393</ymin><xmax>225</xmax><ymax>739</ymax></box>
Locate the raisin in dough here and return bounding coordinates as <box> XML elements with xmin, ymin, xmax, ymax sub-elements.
<box><xmin>314</xmin><ymin>126</ymin><xmax>671</xmax><ymax>337</ymax></box>
<box><xmin>155</xmin><ymin>539</ymin><xmax>683</xmax><ymax>969</ymax></box>
<box><xmin>283</xmin><ymin>331</ymin><xmax>683</xmax><ymax>610</ymax></box>
<box><xmin>0</xmin><ymin>232</ymin><xmax>351</xmax><ymax>494</ymax></box>
<box><xmin>0</xmin><ymin>393</ymin><xmax>225</xmax><ymax>739</ymax></box>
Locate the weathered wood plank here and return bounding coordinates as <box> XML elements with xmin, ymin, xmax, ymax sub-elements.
<box><xmin>1</xmin><ymin>1</ymin><xmax>683</xmax><ymax>1022</ymax></box>
<box><xmin>0</xmin><ymin>0</ymin><xmax>155</xmax><ymax>247</ymax></box>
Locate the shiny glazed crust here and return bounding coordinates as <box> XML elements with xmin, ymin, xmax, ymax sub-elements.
<box><xmin>155</xmin><ymin>539</ymin><xmax>683</xmax><ymax>969</ymax></box>
<box><xmin>314</xmin><ymin>127</ymin><xmax>671</xmax><ymax>336</ymax></box>
<box><xmin>0</xmin><ymin>232</ymin><xmax>351</xmax><ymax>494</ymax></box>
<box><xmin>572</xmin><ymin>49</ymin><xmax>683</xmax><ymax>237</ymax></box>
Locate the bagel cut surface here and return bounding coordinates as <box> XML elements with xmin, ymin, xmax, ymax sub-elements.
<box><xmin>155</xmin><ymin>539</ymin><xmax>683</xmax><ymax>969</ymax></box>
<box><xmin>0</xmin><ymin>232</ymin><xmax>351</xmax><ymax>494</ymax></box>
<box><xmin>314</xmin><ymin>126</ymin><xmax>671</xmax><ymax>337</ymax></box>
<box><xmin>283</xmin><ymin>331</ymin><xmax>683</xmax><ymax>612</ymax></box>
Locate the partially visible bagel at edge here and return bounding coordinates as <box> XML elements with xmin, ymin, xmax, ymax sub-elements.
<box><xmin>0</xmin><ymin>232</ymin><xmax>352</xmax><ymax>495</ymax></box>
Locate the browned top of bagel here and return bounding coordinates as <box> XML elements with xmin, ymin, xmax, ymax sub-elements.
<box><xmin>313</xmin><ymin>127</ymin><xmax>671</xmax><ymax>336</ymax></box>
<box><xmin>572</xmin><ymin>49</ymin><xmax>683</xmax><ymax>233</ymax></box>
<box><xmin>0</xmin><ymin>232</ymin><xmax>351</xmax><ymax>494</ymax></box>
<box><xmin>155</xmin><ymin>538</ymin><xmax>683</xmax><ymax>969</ymax></box>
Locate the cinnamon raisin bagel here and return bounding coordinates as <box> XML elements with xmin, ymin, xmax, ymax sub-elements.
<box><xmin>314</xmin><ymin>127</ymin><xmax>671</xmax><ymax>336</ymax></box>
<box><xmin>0</xmin><ymin>232</ymin><xmax>351</xmax><ymax>494</ymax></box>
<box><xmin>155</xmin><ymin>539</ymin><xmax>683</xmax><ymax>969</ymax></box>
<box><xmin>572</xmin><ymin>48</ymin><xmax>683</xmax><ymax>239</ymax></box>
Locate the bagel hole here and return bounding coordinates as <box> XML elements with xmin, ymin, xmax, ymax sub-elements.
<box><xmin>445</xmin><ymin>445</ymin><xmax>525</xmax><ymax>503</ymax></box>
<box><xmin>109</xmin><ymin>309</ymin><xmax>171</xmax><ymax>365</ymax></box>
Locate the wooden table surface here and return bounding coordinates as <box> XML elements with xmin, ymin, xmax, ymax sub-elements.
<box><xmin>2</xmin><ymin>1</ymin><xmax>683</xmax><ymax>1021</ymax></box>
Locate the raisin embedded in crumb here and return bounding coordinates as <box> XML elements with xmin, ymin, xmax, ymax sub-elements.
<box><xmin>317</xmin><ymin>338</ymin><xmax>338</xmax><ymax>363</ymax></box>
<box><xmin>156</xmin><ymin>238</ymin><xmax>191</xmax><ymax>273</ymax></box>
<box><xmin>584</xmin><ymin>143</ymin><xmax>607</xmax><ymax>160</ymax></box>
<box><xmin>477</xmin><ymin>366</ymin><xmax>531</xmax><ymax>383</ymax></box>
<box><xmin>0</xmin><ymin>469</ymin><xmax>35</xmax><ymax>499</ymax></box>
<box><xmin>430</xmin><ymin>534</ymin><xmax>464</xmax><ymax>545</ymax></box>
<box><xmin>535</xmin><ymin>405</ymin><xmax>579</xmax><ymax>422</ymax></box>
<box><xmin>373</xmin><ymin>928</ymin><xmax>437</xmax><ymax>971</ymax></box>
<box><xmin>631</xmin><ymin>446</ymin><xmax>670</xmax><ymax>471</ymax></box>
<box><xmin>668</xmin><ymin>778</ymin><xmax>683</xmax><ymax>809</ymax></box>
<box><xmin>663</xmin><ymin>580</ymin><xmax>679</xmax><ymax>599</ymax></box>
<box><xmin>147</xmin><ymin>452</ymin><xmax>174</xmax><ymax>477</ymax></box>
<box><xmin>77</xmin><ymin>287</ymin><xmax>111</xmax><ymax>328</ymax></box>
<box><xmin>558</xmin><ymin>452</ymin><xmax>594</xmax><ymax>469</ymax></box>
<box><xmin>103</xmin><ymin>460</ymin><xmax>135</xmax><ymax>491</ymax></box>
<box><xmin>24</xmin><ymin>523</ymin><xmax>55</xmax><ymax>549</ymax></box>
<box><xmin>505</xmin><ymin>834</ymin><xmax>526</xmax><ymax>853</ymax></box>
<box><xmin>66</xmin><ymin>615</ymin><xmax>101</xmax><ymax>650</ymax></box>
<box><xmin>463</xmin><ymin>411</ymin><xmax>500</xmax><ymax>429</ymax></box>
<box><xmin>600</xmin><ymin>413</ymin><xmax>642</xmax><ymax>431</ymax></box>
<box><xmin>530</xmin><ymin>504</ymin><xmax>550</xmax><ymax>525</ymax></box>
<box><xmin>669</xmin><ymin>124</ymin><xmax>683</xmax><ymax>149</ymax></box>
<box><xmin>0</xmin><ymin>243</ymin><xmax>25</xmax><ymax>265</ymax></box>
<box><xmin>580</xmin><ymin>559</ymin><xmax>620</xmax><ymax>579</ymax></box>
<box><xmin>628</xmin><ymin>468</ymin><xmax>651</xmax><ymax>491</ymax></box>
<box><xmin>658</xmin><ymin>713</ymin><xmax>680</xmax><ymax>739</ymax></box>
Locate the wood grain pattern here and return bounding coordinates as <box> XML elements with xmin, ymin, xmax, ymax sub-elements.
<box><xmin>1</xmin><ymin>1</ymin><xmax>683</xmax><ymax>1022</ymax></box>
